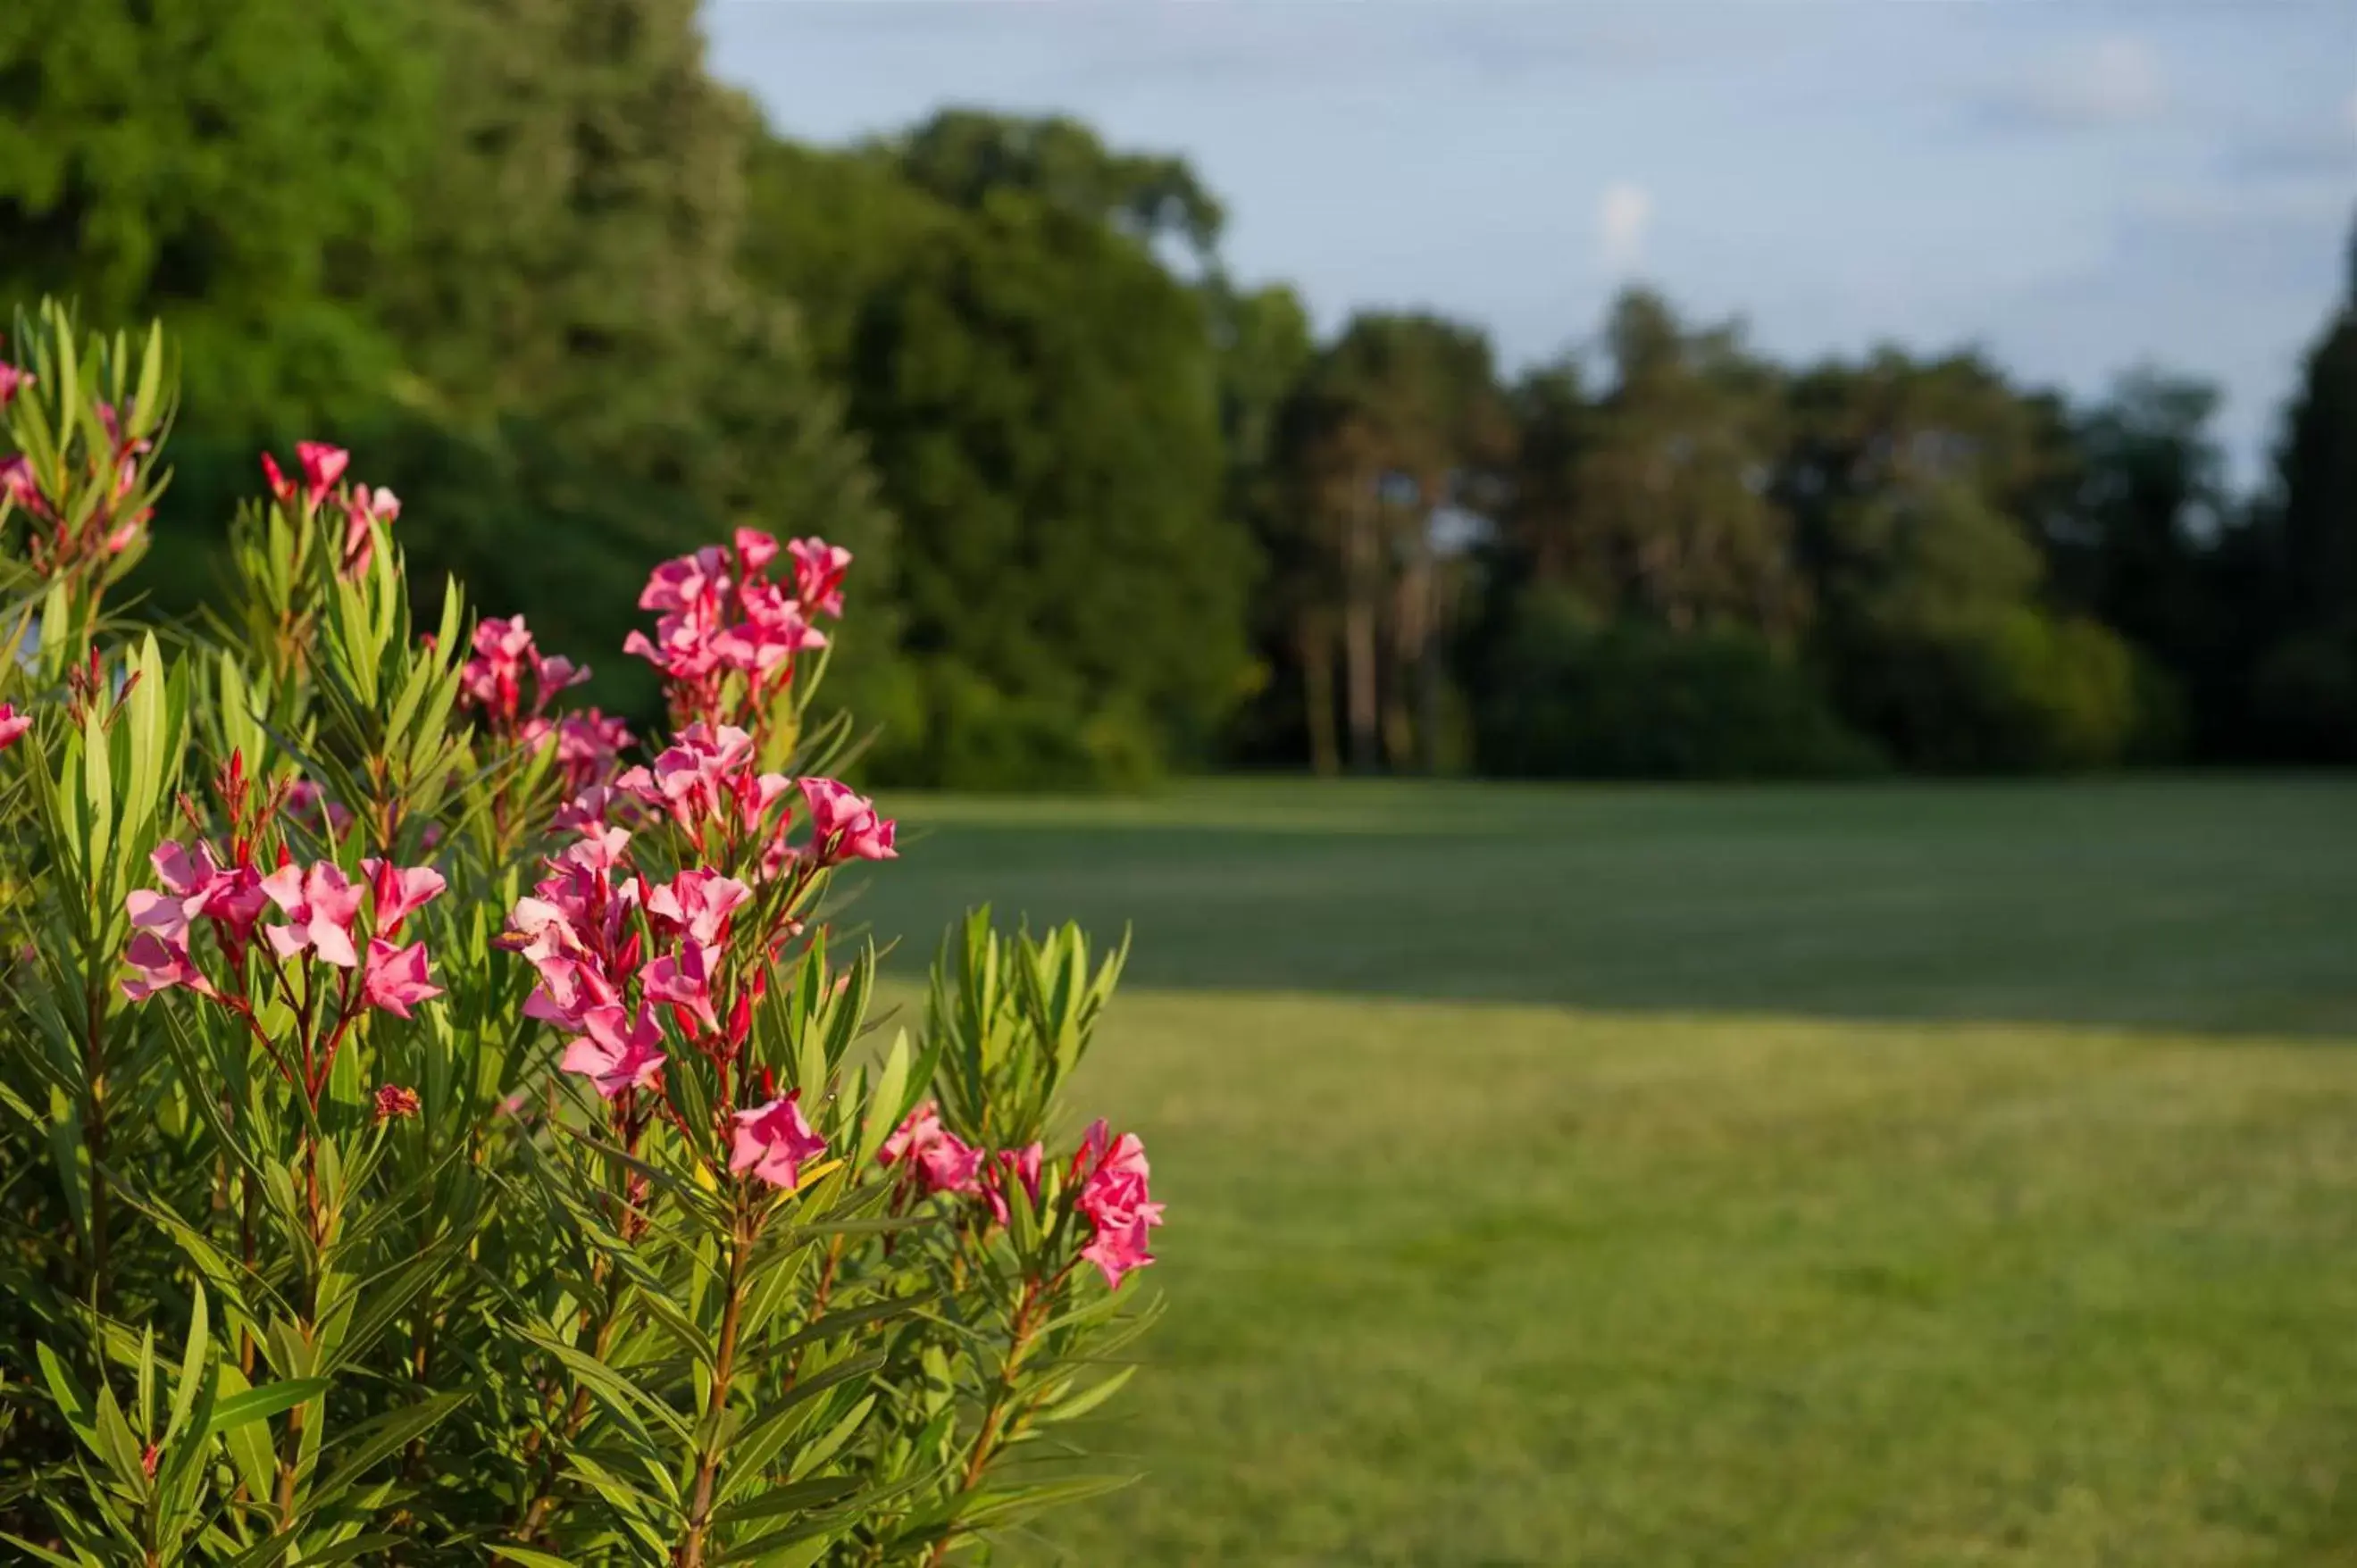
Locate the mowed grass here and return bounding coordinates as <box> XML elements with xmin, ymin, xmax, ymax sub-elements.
<box><xmin>848</xmin><ymin>778</ymin><xmax>2357</xmax><ymax>1565</ymax></box>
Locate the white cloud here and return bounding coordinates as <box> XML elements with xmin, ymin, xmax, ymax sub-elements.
<box><xmin>1598</xmin><ymin>181</ymin><xmax>1652</xmax><ymax>274</ymax></box>
<box><xmin>1975</xmin><ymin>34</ymin><xmax>2169</xmax><ymax>130</ymax></box>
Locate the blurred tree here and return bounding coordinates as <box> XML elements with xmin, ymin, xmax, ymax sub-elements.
<box><xmin>2251</xmin><ymin>219</ymin><xmax>2357</xmax><ymax>759</ymax></box>
<box><xmin>0</xmin><ymin>0</ymin><xmax>430</xmax><ymax>431</ymax></box>
<box><xmin>2051</xmin><ymin>369</ymin><xmax>2238</xmax><ymax>756</ymax></box>
<box><xmin>1561</xmin><ymin>290</ymin><xmax>1804</xmax><ymax>638</ymax></box>
<box><xmin>1776</xmin><ymin>347</ymin><xmax>2152</xmax><ymax>769</ymax></box>
<box><xmin>1271</xmin><ymin>313</ymin><xmax>1509</xmax><ymax>773</ymax></box>
<box><xmin>890</xmin><ymin>107</ymin><xmax>1225</xmax><ymax>271</ymax></box>
<box><xmin>743</xmin><ymin>144</ymin><xmax>1246</xmax><ymax>786</ymax></box>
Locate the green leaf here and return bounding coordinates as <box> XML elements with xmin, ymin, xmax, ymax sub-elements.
<box><xmin>711</xmin><ymin>1472</ymin><xmax>861</xmax><ymax>1529</ymax></box>
<box><xmin>489</xmin><ymin>1547</ymin><xmax>577</xmax><ymax>1568</ymax></box>
<box><xmin>304</xmin><ymin>1390</ymin><xmax>468</xmax><ymax>1514</ymax></box>
<box><xmin>1036</xmin><ymin>1365</ymin><xmax>1136</xmax><ymax>1425</ymax></box>
<box><xmin>206</xmin><ymin>1378</ymin><xmax>329</xmax><ymax>1437</ymax></box>
<box><xmin>522</xmin><ymin>1330</ymin><xmax>690</xmax><ymax>1443</ymax></box>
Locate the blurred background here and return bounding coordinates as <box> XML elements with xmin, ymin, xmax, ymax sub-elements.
<box><xmin>8</xmin><ymin>2</ymin><xmax>2357</xmax><ymax>1562</ymax></box>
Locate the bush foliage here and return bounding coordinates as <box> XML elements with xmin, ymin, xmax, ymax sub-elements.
<box><xmin>0</xmin><ymin>304</ymin><xmax>1168</xmax><ymax>1566</ymax></box>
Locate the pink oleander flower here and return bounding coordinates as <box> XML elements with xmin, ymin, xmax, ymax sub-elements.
<box><xmin>0</xmin><ymin>455</ymin><xmax>47</xmax><ymax>519</ymax></box>
<box><xmin>788</xmin><ymin>538</ymin><xmax>852</xmax><ymax>619</ymax></box>
<box><xmin>1074</xmin><ymin>1120</ymin><xmax>1164</xmax><ymax>1289</ymax></box>
<box><xmin>0</xmin><ymin>703</ymin><xmax>32</xmax><ymax>751</ymax></box>
<box><xmin>0</xmin><ymin>362</ymin><xmax>31</xmax><ymax>408</ymax></box>
<box><xmin>798</xmin><ymin>777</ymin><xmax>896</xmax><ymax>863</ymax></box>
<box><xmin>364</xmin><ymin>938</ymin><xmax>442</xmax><ymax>1019</ymax></box>
<box><xmin>522</xmin><ymin>953</ymin><xmax>620</xmax><ymax>1032</ymax></box>
<box><xmin>373</xmin><ymin>1082</ymin><xmax>422</xmax><ymax>1122</ymax></box>
<box><xmin>627</xmin><ymin>533</ymin><xmax>851</xmax><ymax>731</ymax></box>
<box><xmin>261</xmin><ymin>443</ymin><xmax>349</xmax><ymax>508</ymax></box>
<box><xmin>131</xmin><ymin>840</ymin><xmax>268</xmax><ymax>949</ymax></box>
<box><xmin>297</xmin><ymin>441</ymin><xmax>347</xmax><ymax>505</ymax></box>
<box><xmin>553</xmin><ymin>782</ymin><xmax>633</xmax><ymax>834</ymax></box>
<box><xmin>121</xmin><ymin>930</ymin><xmax>214</xmax><ymax>1002</ymax></box>
<box><xmin>642</xmin><ymin>939</ymin><xmax>722</xmax><ymax>1032</ymax></box>
<box><xmin>463</xmin><ymin>614</ymin><xmax>589</xmax><ymax>738</ymax></box>
<box><xmin>559</xmin><ymin>1002</ymin><xmax>667</xmax><ymax>1099</ymax></box>
<box><xmin>362</xmin><ymin>857</ymin><xmax>446</xmax><ymax>935</ymax></box>
<box><xmin>260</xmin><ymin>862</ymin><xmax>364</xmax><ymax>968</ymax></box>
<box><xmin>879</xmin><ymin>1101</ymin><xmax>984</xmax><ymax>1196</ymax></box>
<box><xmin>983</xmin><ymin>1141</ymin><xmax>1044</xmax><ymax>1225</ymax></box>
<box><xmin>340</xmin><ymin>484</ymin><xmax>399</xmax><ymax>577</ymax></box>
<box><xmin>734</xmin><ymin>527</ymin><xmax>779</xmax><ymax>573</ymax></box>
<box><xmin>621</xmin><ymin>723</ymin><xmax>772</xmax><ymax>831</ymax></box>
<box><xmin>730</xmin><ymin>1091</ymin><xmax>827</xmax><ymax>1189</ymax></box>
<box><xmin>639</xmin><ymin>545</ymin><xmax>732</xmax><ymax>613</ymax></box>
<box><xmin>645</xmin><ymin>868</ymin><xmax>750</xmax><ymax>947</ymax></box>
<box><xmin>550</xmin><ymin>709</ymin><xmax>632</xmax><ymax>794</ymax></box>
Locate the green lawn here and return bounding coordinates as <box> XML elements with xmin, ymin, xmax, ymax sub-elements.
<box><xmin>854</xmin><ymin>777</ymin><xmax>2357</xmax><ymax>1566</ymax></box>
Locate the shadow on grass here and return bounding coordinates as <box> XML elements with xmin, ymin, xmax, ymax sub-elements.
<box><xmin>840</xmin><ymin>775</ymin><xmax>2357</xmax><ymax>1039</ymax></box>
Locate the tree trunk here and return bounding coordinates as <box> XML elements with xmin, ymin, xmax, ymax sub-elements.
<box><xmin>1299</xmin><ymin>611</ymin><xmax>1341</xmax><ymax>777</ymax></box>
<box><xmin>1342</xmin><ymin>481</ymin><xmax>1382</xmax><ymax>773</ymax></box>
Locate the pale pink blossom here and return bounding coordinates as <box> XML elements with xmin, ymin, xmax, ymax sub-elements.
<box><xmin>642</xmin><ymin>939</ymin><xmax>722</xmax><ymax>1032</ymax></box>
<box><xmin>550</xmin><ymin>709</ymin><xmax>632</xmax><ymax>794</ymax></box>
<box><xmin>297</xmin><ymin>441</ymin><xmax>347</xmax><ymax>505</ymax></box>
<box><xmin>339</xmin><ymin>485</ymin><xmax>398</xmax><ymax>577</ymax></box>
<box><xmin>1074</xmin><ymin>1120</ymin><xmax>1164</xmax><ymax>1289</ymax></box>
<box><xmin>0</xmin><ymin>455</ymin><xmax>47</xmax><ymax>518</ymax></box>
<box><xmin>879</xmin><ymin>1101</ymin><xmax>983</xmax><ymax>1196</ymax></box>
<box><xmin>645</xmin><ymin>869</ymin><xmax>750</xmax><ymax>947</ymax></box>
<box><xmin>798</xmin><ymin>778</ymin><xmax>896</xmax><ymax>863</ymax></box>
<box><xmin>625</xmin><ymin>723</ymin><xmax>756</xmax><ymax>829</ymax></box>
<box><xmin>522</xmin><ymin>953</ymin><xmax>621</xmax><ymax>1033</ymax></box>
<box><xmin>362</xmin><ymin>858</ymin><xmax>446</xmax><ymax>935</ymax></box>
<box><xmin>463</xmin><ymin>614</ymin><xmax>589</xmax><ymax>738</ymax></box>
<box><xmin>788</xmin><ymin>538</ymin><xmax>852</xmax><ymax>619</ymax></box>
<box><xmin>0</xmin><ymin>704</ymin><xmax>31</xmax><ymax>751</ymax></box>
<box><xmin>730</xmin><ymin>1092</ymin><xmax>827</xmax><ymax>1189</ymax></box>
<box><xmin>559</xmin><ymin>1003</ymin><xmax>667</xmax><ymax>1099</ymax></box>
<box><xmin>260</xmin><ymin>862</ymin><xmax>364</xmax><ymax>968</ymax></box>
<box><xmin>121</xmin><ymin>931</ymin><xmax>215</xmax><ymax>1002</ymax></box>
<box><xmin>363</xmin><ymin>938</ymin><xmax>442</xmax><ymax>1019</ymax></box>
<box><xmin>733</xmin><ymin>528</ymin><xmax>780</xmax><ymax>573</ymax></box>
<box><xmin>0</xmin><ymin>363</ymin><xmax>31</xmax><ymax>408</ymax></box>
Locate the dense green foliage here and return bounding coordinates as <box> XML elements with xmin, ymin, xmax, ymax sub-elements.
<box><xmin>848</xmin><ymin>777</ymin><xmax>2357</xmax><ymax>1564</ymax></box>
<box><xmin>4</xmin><ymin>0</ymin><xmax>2352</xmax><ymax>784</ymax></box>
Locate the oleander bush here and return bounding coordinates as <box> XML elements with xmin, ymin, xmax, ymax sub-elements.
<box><xmin>0</xmin><ymin>302</ymin><xmax>1165</xmax><ymax>1566</ymax></box>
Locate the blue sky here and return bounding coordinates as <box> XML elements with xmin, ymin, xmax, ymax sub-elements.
<box><xmin>706</xmin><ymin>2</ymin><xmax>2356</xmax><ymax>485</ymax></box>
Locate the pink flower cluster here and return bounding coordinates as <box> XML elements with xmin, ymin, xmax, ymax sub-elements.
<box><xmin>0</xmin><ymin>703</ymin><xmax>29</xmax><ymax>751</ymax></box>
<box><xmin>461</xmin><ymin>615</ymin><xmax>586</xmax><ymax>737</ymax></box>
<box><xmin>261</xmin><ymin>441</ymin><xmax>399</xmax><ymax>580</ymax></box>
<box><xmin>624</xmin><ymin>530</ymin><xmax>848</xmax><ymax>732</ymax></box>
<box><xmin>0</xmin><ymin>356</ymin><xmax>31</xmax><ymax>409</ymax></box>
<box><xmin>604</xmin><ymin>721</ymin><xmax>894</xmax><ymax>873</ymax></box>
<box><xmin>1074</xmin><ymin>1122</ymin><xmax>1163</xmax><ymax>1288</ymax></box>
<box><xmin>1</xmin><ymin>400</ymin><xmax>152</xmax><ymax>568</ymax></box>
<box><xmin>882</xmin><ymin>1103</ymin><xmax>1045</xmax><ymax>1226</ymax></box>
<box><xmin>504</xmin><ymin>821</ymin><xmax>837</xmax><ymax>1190</ymax></box>
<box><xmin>458</xmin><ymin>614</ymin><xmax>633</xmax><ymax>796</ymax></box>
<box><xmin>122</xmin><ymin>841</ymin><xmax>445</xmax><ymax>1026</ymax></box>
<box><xmin>731</xmin><ymin>1091</ymin><xmax>828</xmax><ymax>1189</ymax></box>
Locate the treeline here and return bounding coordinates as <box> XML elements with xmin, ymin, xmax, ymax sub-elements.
<box><xmin>4</xmin><ymin>0</ymin><xmax>2353</xmax><ymax>785</ymax></box>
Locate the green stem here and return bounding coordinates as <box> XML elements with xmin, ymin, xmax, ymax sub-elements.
<box><xmin>675</xmin><ymin>1210</ymin><xmax>754</xmax><ymax>1568</ymax></box>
